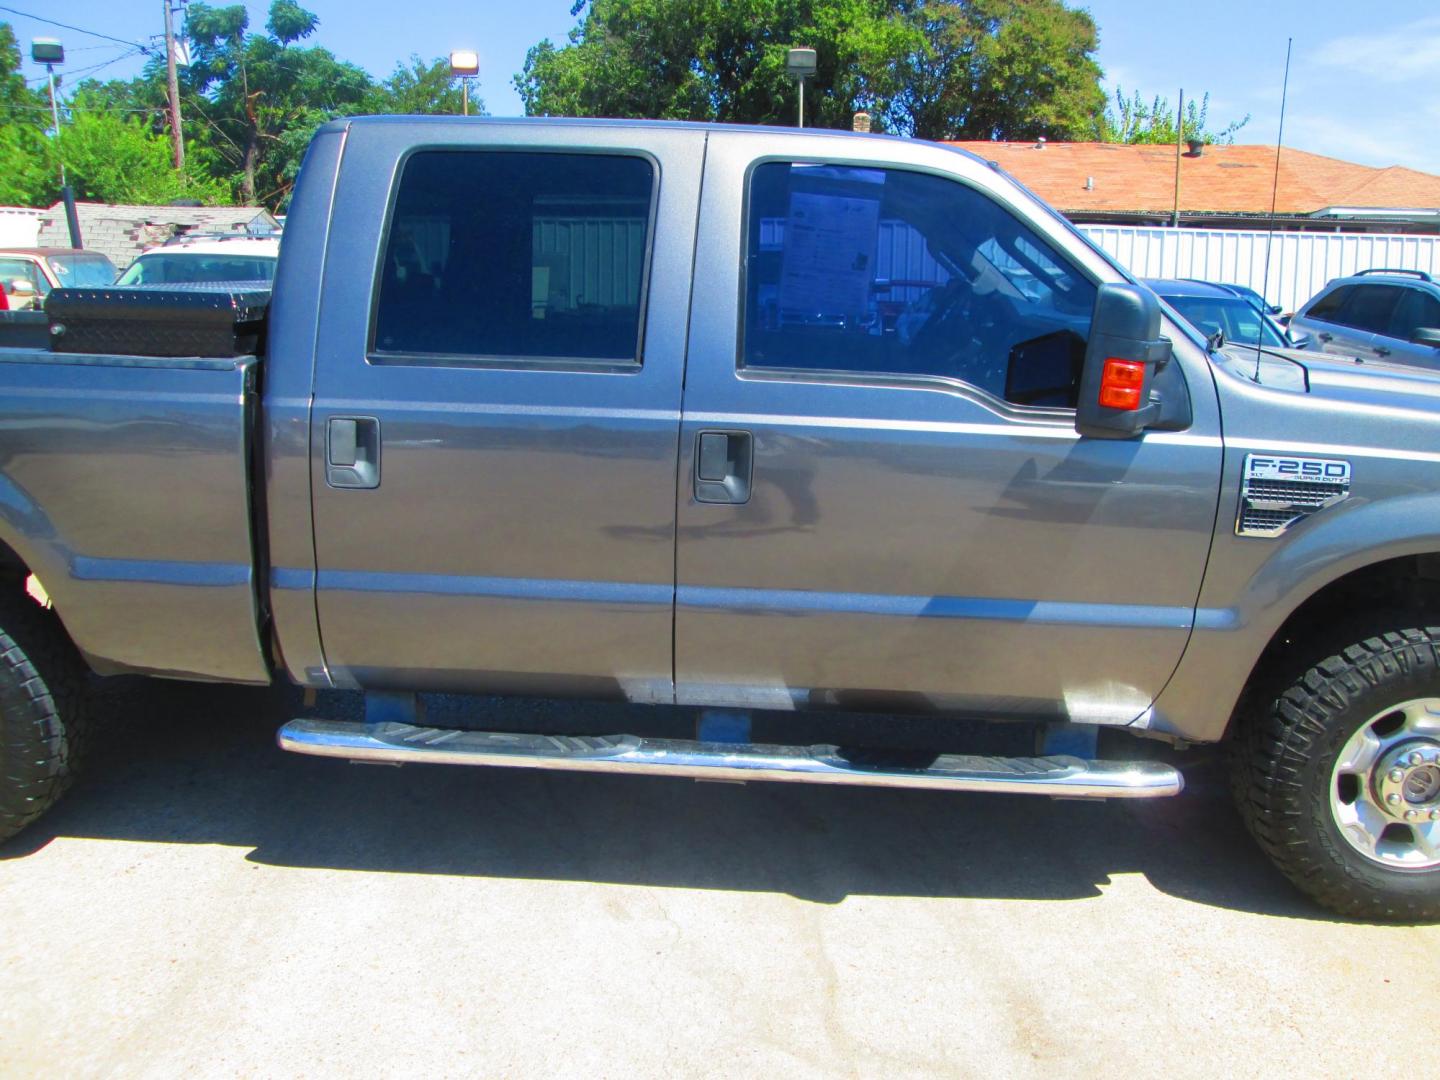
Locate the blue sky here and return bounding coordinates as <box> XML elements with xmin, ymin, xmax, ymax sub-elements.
<box><xmin>13</xmin><ymin>0</ymin><xmax>1440</xmax><ymax>174</ymax></box>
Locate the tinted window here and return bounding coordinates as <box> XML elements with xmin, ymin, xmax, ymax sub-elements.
<box><xmin>1338</xmin><ymin>284</ymin><xmax>1402</xmax><ymax>333</ymax></box>
<box><xmin>743</xmin><ymin>163</ymin><xmax>1095</xmax><ymax>407</ymax></box>
<box><xmin>1390</xmin><ymin>288</ymin><xmax>1440</xmax><ymax>339</ymax></box>
<box><xmin>1304</xmin><ymin>285</ymin><xmax>1352</xmax><ymax>323</ymax></box>
<box><xmin>117</xmin><ymin>253</ymin><xmax>277</xmax><ymax>285</ymax></box>
<box><xmin>373</xmin><ymin>151</ymin><xmax>654</xmax><ymax>364</ymax></box>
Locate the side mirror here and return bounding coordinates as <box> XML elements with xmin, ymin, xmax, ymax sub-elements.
<box><xmin>1412</xmin><ymin>327</ymin><xmax>1440</xmax><ymax>349</ymax></box>
<box><xmin>1075</xmin><ymin>283</ymin><xmax>1172</xmax><ymax>439</ymax></box>
<box><xmin>1277</xmin><ymin>313</ymin><xmax>1292</xmax><ymax>326</ymax></box>
<box><xmin>10</xmin><ymin>279</ymin><xmax>35</xmax><ymax>297</ymax></box>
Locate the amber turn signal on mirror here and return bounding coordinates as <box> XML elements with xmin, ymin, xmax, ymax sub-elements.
<box><xmin>1098</xmin><ymin>358</ymin><xmax>1147</xmax><ymax>410</ymax></box>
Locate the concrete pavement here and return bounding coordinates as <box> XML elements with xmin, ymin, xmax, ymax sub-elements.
<box><xmin>1</xmin><ymin>681</ymin><xmax>1435</xmax><ymax>1077</ymax></box>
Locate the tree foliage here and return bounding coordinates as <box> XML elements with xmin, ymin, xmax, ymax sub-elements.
<box><xmin>883</xmin><ymin>0</ymin><xmax>1106</xmax><ymax>140</ymax></box>
<box><xmin>365</xmin><ymin>55</ymin><xmax>479</xmax><ymax>116</ymax></box>
<box><xmin>0</xmin><ymin>6</ymin><xmax>489</xmax><ymax>212</ymax></box>
<box><xmin>55</xmin><ymin>88</ymin><xmax>230</xmax><ymax>205</ymax></box>
<box><xmin>517</xmin><ymin>0</ymin><xmax>1105</xmax><ymax>139</ymax></box>
<box><xmin>1101</xmin><ymin>88</ymin><xmax>1250</xmax><ymax>145</ymax></box>
<box><xmin>178</xmin><ymin>1</ymin><xmax>373</xmax><ymax>205</ymax></box>
<box><xmin>0</xmin><ymin>23</ymin><xmax>55</xmax><ymax>205</ymax></box>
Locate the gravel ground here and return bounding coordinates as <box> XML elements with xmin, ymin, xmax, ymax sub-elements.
<box><xmin>1</xmin><ymin>681</ymin><xmax>1436</xmax><ymax>1078</ymax></box>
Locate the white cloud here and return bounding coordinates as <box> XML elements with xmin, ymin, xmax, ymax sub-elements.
<box><xmin>1312</xmin><ymin>15</ymin><xmax>1440</xmax><ymax>83</ymax></box>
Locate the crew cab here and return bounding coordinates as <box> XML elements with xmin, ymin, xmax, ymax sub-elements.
<box><xmin>2</xmin><ymin>117</ymin><xmax>1439</xmax><ymax>920</ymax></box>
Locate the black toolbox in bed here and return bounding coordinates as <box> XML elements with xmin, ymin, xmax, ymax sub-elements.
<box><xmin>45</xmin><ymin>283</ymin><xmax>272</xmax><ymax>358</ymax></box>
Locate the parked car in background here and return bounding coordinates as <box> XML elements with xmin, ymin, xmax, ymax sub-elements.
<box><xmin>0</xmin><ymin>248</ymin><xmax>117</xmax><ymax>309</ymax></box>
<box><xmin>116</xmin><ymin>235</ymin><xmax>280</xmax><ymax>286</ymax></box>
<box><xmin>1144</xmin><ymin>277</ymin><xmax>1298</xmax><ymax>349</ymax></box>
<box><xmin>1220</xmin><ymin>282</ymin><xmax>1282</xmax><ymax>316</ymax></box>
<box><xmin>1288</xmin><ymin>269</ymin><xmax>1440</xmax><ymax>369</ymax></box>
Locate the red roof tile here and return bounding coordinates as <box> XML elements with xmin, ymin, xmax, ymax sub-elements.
<box><xmin>944</xmin><ymin>141</ymin><xmax>1440</xmax><ymax>215</ymax></box>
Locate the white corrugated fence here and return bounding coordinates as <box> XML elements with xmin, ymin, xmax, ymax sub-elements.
<box><xmin>1078</xmin><ymin>225</ymin><xmax>1440</xmax><ymax>314</ymax></box>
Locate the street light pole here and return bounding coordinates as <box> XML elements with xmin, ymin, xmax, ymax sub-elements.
<box><xmin>32</xmin><ymin>37</ymin><xmax>82</xmax><ymax>248</ymax></box>
<box><xmin>785</xmin><ymin>48</ymin><xmax>816</xmax><ymax>129</ymax></box>
<box><xmin>449</xmin><ymin>50</ymin><xmax>479</xmax><ymax>117</ymax></box>
<box><xmin>43</xmin><ymin>66</ymin><xmax>63</xmax><ymax>184</ymax></box>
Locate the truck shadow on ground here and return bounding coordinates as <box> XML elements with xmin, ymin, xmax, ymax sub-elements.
<box><xmin>2</xmin><ymin>680</ymin><xmax>1335</xmax><ymax>920</ymax></box>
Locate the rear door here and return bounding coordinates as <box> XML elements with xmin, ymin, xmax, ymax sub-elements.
<box><xmin>673</xmin><ymin>134</ymin><xmax>1222</xmax><ymax>723</ymax></box>
<box><xmin>307</xmin><ymin>121</ymin><xmax>704</xmax><ymax>699</ymax></box>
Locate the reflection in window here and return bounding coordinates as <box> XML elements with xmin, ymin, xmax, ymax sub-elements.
<box><xmin>743</xmin><ymin>163</ymin><xmax>1096</xmax><ymax>407</ymax></box>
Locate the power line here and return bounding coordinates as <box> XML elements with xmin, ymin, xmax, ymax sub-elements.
<box><xmin>24</xmin><ymin>47</ymin><xmax>146</xmax><ymax>84</ymax></box>
<box><xmin>0</xmin><ymin>5</ymin><xmax>156</xmax><ymax>55</ymax></box>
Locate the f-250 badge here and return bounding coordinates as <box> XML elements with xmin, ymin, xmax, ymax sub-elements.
<box><xmin>1236</xmin><ymin>454</ymin><xmax>1351</xmax><ymax>538</ymax></box>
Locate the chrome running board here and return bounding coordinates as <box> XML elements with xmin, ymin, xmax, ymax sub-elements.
<box><xmin>277</xmin><ymin>719</ymin><xmax>1183</xmax><ymax>799</ymax></box>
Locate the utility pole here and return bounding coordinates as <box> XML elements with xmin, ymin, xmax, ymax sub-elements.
<box><xmin>163</xmin><ymin>0</ymin><xmax>185</xmax><ymax>169</ymax></box>
<box><xmin>1171</xmin><ymin>88</ymin><xmax>1184</xmax><ymax>228</ymax></box>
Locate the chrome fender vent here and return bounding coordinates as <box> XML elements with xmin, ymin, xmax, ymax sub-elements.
<box><xmin>1236</xmin><ymin>454</ymin><xmax>1350</xmax><ymax>538</ymax></box>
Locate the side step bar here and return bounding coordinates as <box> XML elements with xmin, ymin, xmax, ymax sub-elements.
<box><xmin>277</xmin><ymin>719</ymin><xmax>1183</xmax><ymax>799</ymax></box>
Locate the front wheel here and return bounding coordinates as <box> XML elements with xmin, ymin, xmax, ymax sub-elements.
<box><xmin>1233</xmin><ymin>627</ymin><xmax>1440</xmax><ymax>920</ymax></box>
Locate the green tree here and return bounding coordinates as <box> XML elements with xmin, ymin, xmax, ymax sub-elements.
<box><xmin>1101</xmin><ymin>88</ymin><xmax>1249</xmax><ymax>145</ymax></box>
<box><xmin>882</xmin><ymin>0</ymin><xmax>1106</xmax><ymax>140</ymax></box>
<box><xmin>181</xmin><ymin>0</ymin><xmax>371</xmax><ymax>206</ymax></box>
<box><xmin>0</xmin><ymin>23</ymin><xmax>56</xmax><ymax>205</ymax></box>
<box><xmin>516</xmin><ymin>0</ymin><xmax>1105</xmax><ymax>139</ymax></box>
<box><xmin>54</xmin><ymin>87</ymin><xmax>229</xmax><ymax>204</ymax></box>
<box><xmin>366</xmin><ymin>55</ymin><xmax>481</xmax><ymax>115</ymax></box>
<box><xmin>517</xmin><ymin>0</ymin><xmax>914</xmax><ymax>129</ymax></box>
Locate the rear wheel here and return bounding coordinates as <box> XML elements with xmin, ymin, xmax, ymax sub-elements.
<box><xmin>0</xmin><ymin>589</ymin><xmax>89</xmax><ymax>843</ymax></box>
<box><xmin>1233</xmin><ymin>627</ymin><xmax>1440</xmax><ymax>920</ymax></box>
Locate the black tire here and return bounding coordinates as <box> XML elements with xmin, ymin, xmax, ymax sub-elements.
<box><xmin>0</xmin><ymin>588</ymin><xmax>90</xmax><ymax>843</ymax></box>
<box><xmin>1232</xmin><ymin>627</ymin><xmax>1440</xmax><ymax>921</ymax></box>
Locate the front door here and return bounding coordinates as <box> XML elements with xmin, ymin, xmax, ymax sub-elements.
<box><xmin>307</xmin><ymin>122</ymin><xmax>704</xmax><ymax>699</ymax></box>
<box><xmin>674</xmin><ymin>135</ymin><xmax>1222</xmax><ymax>724</ymax></box>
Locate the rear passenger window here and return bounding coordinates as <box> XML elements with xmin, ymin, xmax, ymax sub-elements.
<box><xmin>1338</xmin><ymin>285</ymin><xmax>1402</xmax><ymax>333</ymax></box>
<box><xmin>742</xmin><ymin>162</ymin><xmax>1096</xmax><ymax>407</ymax></box>
<box><xmin>373</xmin><ymin>151</ymin><xmax>655</xmax><ymax>364</ymax></box>
<box><xmin>1304</xmin><ymin>286</ymin><xmax>1351</xmax><ymax>324</ymax></box>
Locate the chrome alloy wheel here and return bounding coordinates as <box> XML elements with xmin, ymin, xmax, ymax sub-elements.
<box><xmin>1330</xmin><ymin>698</ymin><xmax>1440</xmax><ymax>869</ymax></box>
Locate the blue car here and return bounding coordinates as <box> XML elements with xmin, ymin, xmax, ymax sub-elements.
<box><xmin>1144</xmin><ymin>277</ymin><xmax>1299</xmax><ymax>349</ymax></box>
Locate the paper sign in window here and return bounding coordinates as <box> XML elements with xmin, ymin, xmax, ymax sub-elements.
<box><xmin>777</xmin><ymin>192</ymin><xmax>881</xmax><ymax>325</ymax></box>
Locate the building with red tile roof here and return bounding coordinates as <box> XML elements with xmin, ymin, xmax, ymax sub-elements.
<box><xmin>945</xmin><ymin>141</ymin><xmax>1440</xmax><ymax>232</ymax></box>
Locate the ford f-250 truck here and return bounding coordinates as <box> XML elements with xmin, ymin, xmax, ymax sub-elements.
<box><xmin>3</xmin><ymin>117</ymin><xmax>1440</xmax><ymax>920</ymax></box>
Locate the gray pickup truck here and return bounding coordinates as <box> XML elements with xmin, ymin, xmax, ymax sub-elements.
<box><xmin>3</xmin><ymin>117</ymin><xmax>1440</xmax><ymax>919</ymax></box>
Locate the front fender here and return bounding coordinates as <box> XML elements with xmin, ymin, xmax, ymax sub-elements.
<box><xmin>1153</xmin><ymin>493</ymin><xmax>1440</xmax><ymax>742</ymax></box>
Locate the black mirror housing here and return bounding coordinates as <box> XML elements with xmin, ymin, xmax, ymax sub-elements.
<box><xmin>1075</xmin><ymin>283</ymin><xmax>1173</xmax><ymax>439</ymax></box>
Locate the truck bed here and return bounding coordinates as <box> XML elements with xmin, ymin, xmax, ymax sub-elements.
<box><xmin>0</xmin><ymin>346</ymin><xmax>270</xmax><ymax>683</ymax></box>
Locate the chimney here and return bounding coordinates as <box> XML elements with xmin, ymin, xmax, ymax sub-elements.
<box><xmin>1085</xmin><ymin>176</ymin><xmax>1094</xmax><ymax>191</ymax></box>
<box><xmin>1186</xmin><ymin>138</ymin><xmax>1204</xmax><ymax>156</ymax></box>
